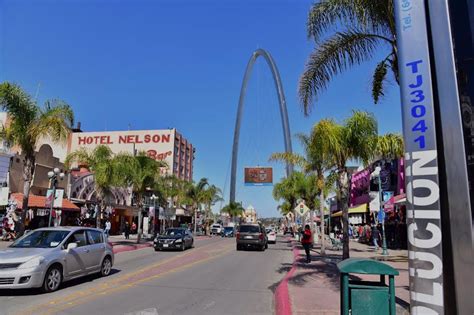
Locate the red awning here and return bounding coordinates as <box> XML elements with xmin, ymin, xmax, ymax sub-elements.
<box><xmin>10</xmin><ymin>193</ymin><xmax>80</xmax><ymax>211</ymax></box>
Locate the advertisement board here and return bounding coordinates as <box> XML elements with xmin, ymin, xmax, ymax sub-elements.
<box><xmin>244</xmin><ymin>167</ymin><xmax>273</xmax><ymax>186</ymax></box>
<box><xmin>45</xmin><ymin>189</ymin><xmax>64</xmax><ymax>208</ymax></box>
<box><xmin>70</xmin><ymin>130</ymin><xmax>175</xmax><ymax>174</ymax></box>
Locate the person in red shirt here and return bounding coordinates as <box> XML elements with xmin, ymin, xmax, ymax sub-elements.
<box><xmin>301</xmin><ymin>224</ymin><xmax>312</xmax><ymax>263</ymax></box>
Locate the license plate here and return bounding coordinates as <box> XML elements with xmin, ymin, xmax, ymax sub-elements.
<box><xmin>245</xmin><ymin>236</ymin><xmax>253</xmax><ymax>239</ymax></box>
<box><xmin>163</xmin><ymin>244</ymin><xmax>169</xmax><ymax>248</ymax></box>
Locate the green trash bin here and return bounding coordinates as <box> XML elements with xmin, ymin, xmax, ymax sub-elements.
<box><xmin>337</xmin><ymin>258</ymin><xmax>399</xmax><ymax>315</ymax></box>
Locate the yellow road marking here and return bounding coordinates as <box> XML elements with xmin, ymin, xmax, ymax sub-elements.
<box><xmin>18</xmin><ymin>239</ymin><xmax>232</xmax><ymax>315</ymax></box>
<box><xmin>20</xmin><ymin>239</ymin><xmax>227</xmax><ymax>314</ymax></box>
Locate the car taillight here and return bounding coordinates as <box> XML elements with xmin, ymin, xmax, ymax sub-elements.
<box><xmin>259</xmin><ymin>233</ymin><xmax>264</xmax><ymax>240</ymax></box>
<box><xmin>236</xmin><ymin>232</ymin><xmax>240</xmax><ymax>239</ymax></box>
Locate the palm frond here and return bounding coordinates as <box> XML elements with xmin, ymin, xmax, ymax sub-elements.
<box><xmin>376</xmin><ymin>133</ymin><xmax>404</xmax><ymax>159</ymax></box>
<box><xmin>372</xmin><ymin>59</ymin><xmax>389</xmax><ymax>104</ymax></box>
<box><xmin>269</xmin><ymin>152</ymin><xmax>307</xmax><ymax>169</ymax></box>
<box><xmin>307</xmin><ymin>0</ymin><xmax>393</xmax><ymax>42</ymax></box>
<box><xmin>299</xmin><ymin>31</ymin><xmax>387</xmax><ymax>115</ymax></box>
<box><xmin>29</xmin><ymin>99</ymin><xmax>74</xmax><ymax>144</ymax></box>
<box><xmin>343</xmin><ymin>111</ymin><xmax>378</xmax><ymax>164</ymax></box>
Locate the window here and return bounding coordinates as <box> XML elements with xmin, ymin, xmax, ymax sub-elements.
<box><xmin>86</xmin><ymin>230</ymin><xmax>103</xmax><ymax>244</ymax></box>
<box><xmin>238</xmin><ymin>225</ymin><xmax>260</xmax><ymax>233</ymax></box>
<box><xmin>64</xmin><ymin>230</ymin><xmax>87</xmax><ymax>248</ymax></box>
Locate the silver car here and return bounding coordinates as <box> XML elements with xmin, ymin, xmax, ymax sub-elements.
<box><xmin>0</xmin><ymin>226</ymin><xmax>114</xmax><ymax>292</ymax></box>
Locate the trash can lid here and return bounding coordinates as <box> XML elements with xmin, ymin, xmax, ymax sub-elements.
<box><xmin>337</xmin><ymin>258</ymin><xmax>399</xmax><ymax>276</ymax></box>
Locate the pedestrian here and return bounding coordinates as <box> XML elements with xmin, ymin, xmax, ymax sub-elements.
<box><xmin>372</xmin><ymin>225</ymin><xmax>380</xmax><ymax>250</ymax></box>
<box><xmin>104</xmin><ymin>219</ymin><xmax>111</xmax><ymax>237</ymax></box>
<box><xmin>301</xmin><ymin>224</ymin><xmax>312</xmax><ymax>263</ymax></box>
<box><xmin>124</xmin><ymin>221</ymin><xmax>130</xmax><ymax>239</ymax></box>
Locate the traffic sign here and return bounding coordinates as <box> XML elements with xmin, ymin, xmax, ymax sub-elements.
<box><xmin>377</xmin><ymin>210</ymin><xmax>386</xmax><ymax>223</ymax></box>
<box><xmin>294</xmin><ymin>202</ymin><xmax>309</xmax><ymax>217</ymax></box>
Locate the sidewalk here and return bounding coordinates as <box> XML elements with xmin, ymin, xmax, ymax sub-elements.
<box><xmin>286</xmin><ymin>238</ymin><xmax>410</xmax><ymax>315</ymax></box>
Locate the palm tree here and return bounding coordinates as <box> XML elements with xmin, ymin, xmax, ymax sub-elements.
<box><xmin>299</xmin><ymin>0</ymin><xmax>397</xmax><ymax>114</ymax></box>
<box><xmin>221</xmin><ymin>201</ymin><xmax>245</xmax><ymax>222</ymax></box>
<box><xmin>201</xmin><ymin>185</ymin><xmax>223</xmax><ymax>235</ymax></box>
<box><xmin>317</xmin><ymin>111</ymin><xmax>378</xmax><ymax>259</ymax></box>
<box><xmin>185</xmin><ymin>178</ymin><xmax>209</xmax><ymax>234</ymax></box>
<box><xmin>375</xmin><ymin>133</ymin><xmax>404</xmax><ymax>159</ymax></box>
<box><xmin>65</xmin><ymin>145</ymin><xmax>124</xmax><ymax>228</ymax></box>
<box><xmin>270</xmin><ymin>127</ymin><xmax>333</xmax><ymax>255</ymax></box>
<box><xmin>115</xmin><ymin>152</ymin><xmax>166</xmax><ymax>243</ymax></box>
<box><xmin>0</xmin><ymin>82</ymin><xmax>74</xmax><ymax>235</ymax></box>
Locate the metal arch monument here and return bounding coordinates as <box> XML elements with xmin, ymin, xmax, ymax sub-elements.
<box><xmin>230</xmin><ymin>49</ymin><xmax>293</xmax><ymax>203</ymax></box>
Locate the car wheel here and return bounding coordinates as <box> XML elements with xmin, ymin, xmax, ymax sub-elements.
<box><xmin>260</xmin><ymin>245</ymin><xmax>265</xmax><ymax>251</ymax></box>
<box><xmin>154</xmin><ymin>247</ymin><xmax>160</xmax><ymax>251</ymax></box>
<box><xmin>190</xmin><ymin>240</ymin><xmax>194</xmax><ymax>248</ymax></box>
<box><xmin>101</xmin><ymin>256</ymin><xmax>112</xmax><ymax>277</ymax></box>
<box><xmin>236</xmin><ymin>244</ymin><xmax>241</xmax><ymax>251</ymax></box>
<box><xmin>265</xmin><ymin>243</ymin><xmax>268</xmax><ymax>249</ymax></box>
<box><xmin>180</xmin><ymin>242</ymin><xmax>185</xmax><ymax>251</ymax></box>
<box><xmin>42</xmin><ymin>265</ymin><xmax>62</xmax><ymax>293</ymax></box>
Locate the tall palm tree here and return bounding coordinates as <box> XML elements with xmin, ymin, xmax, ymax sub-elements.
<box><xmin>270</xmin><ymin>126</ymin><xmax>334</xmax><ymax>255</ymax></box>
<box><xmin>185</xmin><ymin>178</ymin><xmax>209</xmax><ymax>234</ymax></box>
<box><xmin>375</xmin><ymin>133</ymin><xmax>404</xmax><ymax>159</ymax></box>
<box><xmin>114</xmin><ymin>152</ymin><xmax>166</xmax><ymax>243</ymax></box>
<box><xmin>0</xmin><ymin>82</ymin><xmax>74</xmax><ymax>235</ymax></box>
<box><xmin>317</xmin><ymin>111</ymin><xmax>378</xmax><ymax>259</ymax></box>
<box><xmin>299</xmin><ymin>0</ymin><xmax>397</xmax><ymax>114</ymax></box>
<box><xmin>221</xmin><ymin>201</ymin><xmax>245</xmax><ymax>221</ymax></box>
<box><xmin>65</xmin><ymin>146</ymin><xmax>123</xmax><ymax>228</ymax></box>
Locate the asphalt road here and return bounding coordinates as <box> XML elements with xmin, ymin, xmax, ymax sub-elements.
<box><xmin>0</xmin><ymin>236</ymin><xmax>293</xmax><ymax>315</ymax></box>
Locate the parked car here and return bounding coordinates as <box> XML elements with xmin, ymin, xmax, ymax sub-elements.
<box><xmin>236</xmin><ymin>224</ymin><xmax>268</xmax><ymax>251</ymax></box>
<box><xmin>154</xmin><ymin>228</ymin><xmax>193</xmax><ymax>251</ymax></box>
<box><xmin>266</xmin><ymin>228</ymin><xmax>277</xmax><ymax>244</ymax></box>
<box><xmin>0</xmin><ymin>227</ymin><xmax>114</xmax><ymax>292</ymax></box>
<box><xmin>211</xmin><ymin>224</ymin><xmax>223</xmax><ymax>235</ymax></box>
<box><xmin>222</xmin><ymin>226</ymin><xmax>235</xmax><ymax>237</ymax></box>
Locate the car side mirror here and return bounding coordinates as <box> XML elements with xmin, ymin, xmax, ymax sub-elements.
<box><xmin>67</xmin><ymin>242</ymin><xmax>78</xmax><ymax>251</ymax></box>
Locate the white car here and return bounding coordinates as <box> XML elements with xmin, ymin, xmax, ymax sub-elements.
<box><xmin>211</xmin><ymin>224</ymin><xmax>223</xmax><ymax>235</ymax></box>
<box><xmin>266</xmin><ymin>228</ymin><xmax>277</xmax><ymax>244</ymax></box>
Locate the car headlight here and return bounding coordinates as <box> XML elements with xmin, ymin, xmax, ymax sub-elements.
<box><xmin>18</xmin><ymin>257</ymin><xmax>45</xmax><ymax>269</ymax></box>
<box><xmin>174</xmin><ymin>239</ymin><xmax>182</xmax><ymax>243</ymax></box>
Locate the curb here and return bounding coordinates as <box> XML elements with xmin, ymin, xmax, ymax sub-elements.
<box><xmin>274</xmin><ymin>238</ymin><xmax>299</xmax><ymax>315</ymax></box>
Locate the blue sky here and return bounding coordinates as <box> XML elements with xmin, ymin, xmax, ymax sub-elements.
<box><xmin>0</xmin><ymin>0</ymin><xmax>403</xmax><ymax>217</ymax></box>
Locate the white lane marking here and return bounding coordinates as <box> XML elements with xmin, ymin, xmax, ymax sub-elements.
<box><xmin>124</xmin><ymin>308</ymin><xmax>159</xmax><ymax>315</ymax></box>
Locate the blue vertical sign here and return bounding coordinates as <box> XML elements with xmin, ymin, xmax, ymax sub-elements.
<box><xmin>395</xmin><ymin>0</ymin><xmax>444</xmax><ymax>314</ymax></box>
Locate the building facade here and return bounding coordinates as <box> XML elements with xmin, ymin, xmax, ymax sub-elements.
<box><xmin>69</xmin><ymin>128</ymin><xmax>194</xmax><ymax>181</ymax></box>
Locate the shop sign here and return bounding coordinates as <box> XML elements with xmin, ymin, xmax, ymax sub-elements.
<box><xmin>45</xmin><ymin>189</ymin><xmax>64</xmax><ymax>208</ymax></box>
<box><xmin>395</xmin><ymin>0</ymin><xmax>444</xmax><ymax>313</ymax></box>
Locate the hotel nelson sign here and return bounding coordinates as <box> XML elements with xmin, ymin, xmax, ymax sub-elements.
<box><xmin>395</xmin><ymin>1</ymin><xmax>444</xmax><ymax>314</ymax></box>
<box><xmin>71</xmin><ymin>130</ymin><xmax>175</xmax><ymax>174</ymax></box>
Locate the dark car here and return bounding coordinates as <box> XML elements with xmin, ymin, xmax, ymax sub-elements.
<box><xmin>222</xmin><ymin>226</ymin><xmax>235</xmax><ymax>237</ymax></box>
<box><xmin>236</xmin><ymin>224</ymin><xmax>268</xmax><ymax>251</ymax></box>
<box><xmin>154</xmin><ymin>228</ymin><xmax>194</xmax><ymax>251</ymax></box>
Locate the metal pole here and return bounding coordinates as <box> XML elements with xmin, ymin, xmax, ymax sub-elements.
<box><xmin>378</xmin><ymin>174</ymin><xmax>388</xmax><ymax>256</ymax></box>
<box><xmin>48</xmin><ymin>177</ymin><xmax>56</xmax><ymax>227</ymax></box>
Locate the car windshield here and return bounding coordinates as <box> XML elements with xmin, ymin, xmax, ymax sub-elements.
<box><xmin>224</xmin><ymin>227</ymin><xmax>233</xmax><ymax>232</ymax></box>
<box><xmin>239</xmin><ymin>225</ymin><xmax>260</xmax><ymax>233</ymax></box>
<box><xmin>10</xmin><ymin>230</ymin><xmax>70</xmax><ymax>248</ymax></box>
<box><xmin>164</xmin><ymin>229</ymin><xmax>183</xmax><ymax>236</ymax></box>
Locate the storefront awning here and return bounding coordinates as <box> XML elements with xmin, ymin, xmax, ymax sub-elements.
<box><xmin>331</xmin><ymin>204</ymin><xmax>367</xmax><ymax>217</ymax></box>
<box><xmin>10</xmin><ymin>193</ymin><xmax>80</xmax><ymax>211</ymax></box>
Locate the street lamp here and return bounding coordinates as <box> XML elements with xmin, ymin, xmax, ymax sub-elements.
<box><xmin>47</xmin><ymin>168</ymin><xmax>65</xmax><ymax>227</ymax></box>
<box><xmin>371</xmin><ymin>166</ymin><xmax>388</xmax><ymax>256</ymax></box>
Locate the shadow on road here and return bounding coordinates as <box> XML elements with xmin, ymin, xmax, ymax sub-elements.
<box><xmin>0</xmin><ymin>268</ymin><xmax>121</xmax><ymax>296</ymax></box>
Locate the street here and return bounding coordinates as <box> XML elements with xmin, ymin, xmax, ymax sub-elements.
<box><xmin>0</xmin><ymin>236</ymin><xmax>293</xmax><ymax>315</ymax></box>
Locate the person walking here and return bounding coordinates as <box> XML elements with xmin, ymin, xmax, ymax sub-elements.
<box><xmin>124</xmin><ymin>221</ymin><xmax>130</xmax><ymax>240</ymax></box>
<box><xmin>301</xmin><ymin>224</ymin><xmax>312</xmax><ymax>263</ymax></box>
<box><xmin>104</xmin><ymin>219</ymin><xmax>111</xmax><ymax>237</ymax></box>
<box><xmin>372</xmin><ymin>225</ymin><xmax>380</xmax><ymax>250</ymax></box>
